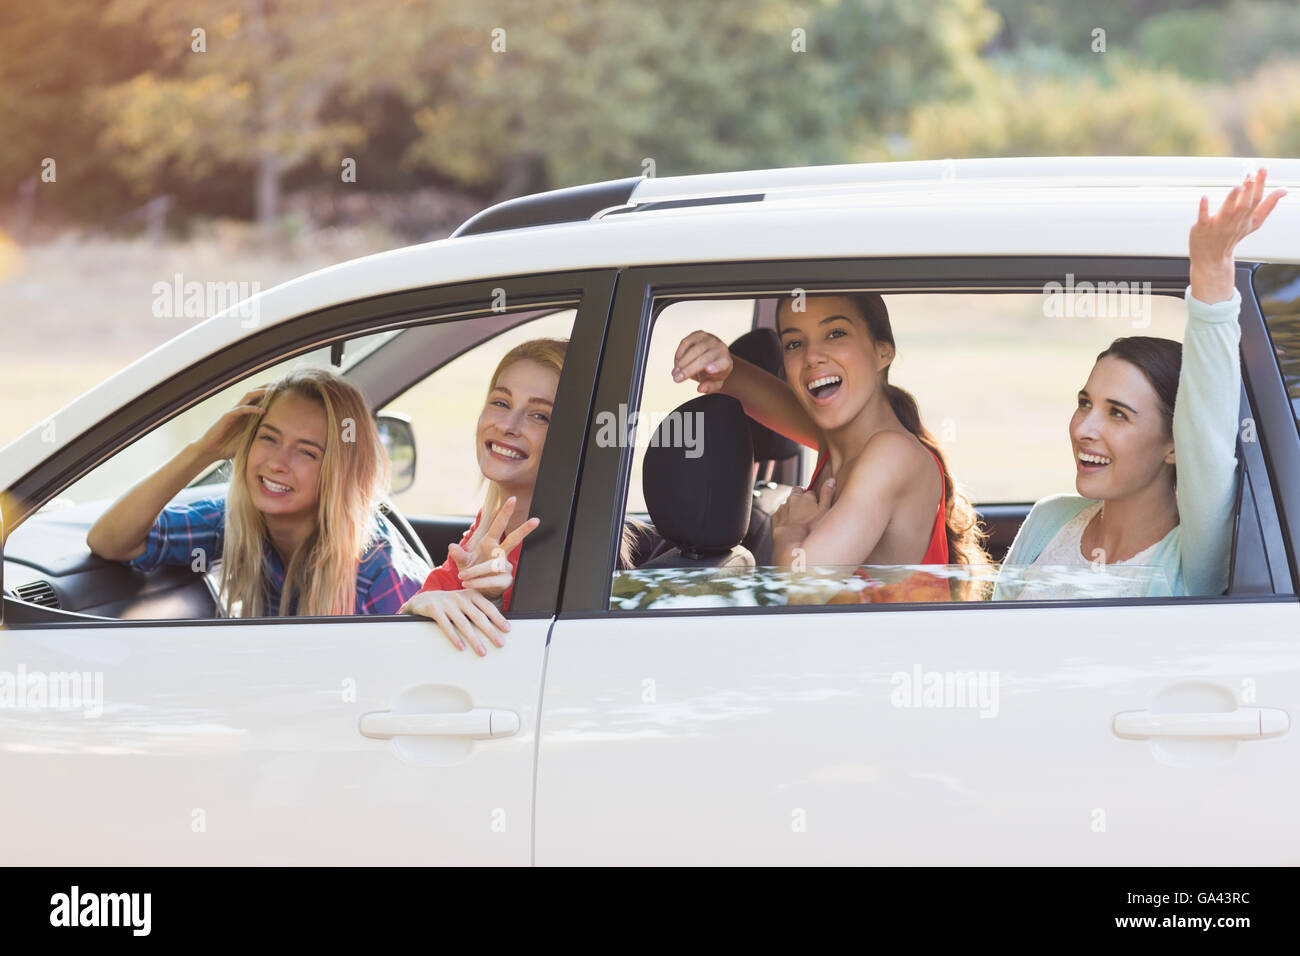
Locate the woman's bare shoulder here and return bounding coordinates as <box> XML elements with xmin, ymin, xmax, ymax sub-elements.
<box><xmin>838</xmin><ymin>429</ymin><xmax>931</xmax><ymax>496</ymax></box>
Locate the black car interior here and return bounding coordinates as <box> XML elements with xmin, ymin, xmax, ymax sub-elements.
<box><xmin>728</xmin><ymin>328</ymin><xmax>803</xmax><ymax>566</ymax></box>
<box><xmin>637</xmin><ymin>393</ymin><xmax>756</xmax><ymax>570</ymax></box>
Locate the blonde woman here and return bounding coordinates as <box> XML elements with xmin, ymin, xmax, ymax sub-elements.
<box><xmin>87</xmin><ymin>368</ymin><xmax>431</xmax><ymax>617</ymax></box>
<box><xmin>399</xmin><ymin>338</ymin><xmax>563</xmax><ymax>653</ymax></box>
<box><xmin>401</xmin><ymin>336</ymin><xmax>650</xmax><ymax>653</ymax></box>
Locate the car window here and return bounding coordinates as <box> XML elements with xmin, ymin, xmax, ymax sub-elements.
<box><xmin>38</xmin><ymin>302</ymin><xmax>579</xmax><ymax>622</ymax></box>
<box><xmin>611</xmin><ymin>563</ymin><xmax>1175</xmax><ymax>609</ymax></box>
<box><xmin>612</xmin><ymin>288</ymin><xmax>1192</xmax><ymax>610</ymax></box>
<box><xmin>1253</xmin><ymin>263</ymin><xmax>1300</xmax><ymax>436</ymax></box>
<box><xmin>55</xmin><ymin>330</ymin><xmax>403</xmax><ymax>509</ymax></box>
<box><xmin>624</xmin><ymin>299</ymin><xmax>755</xmax><ymax>514</ymax></box>
<box><xmin>381</xmin><ymin>309</ymin><xmax>575</xmax><ymax>516</ymax></box>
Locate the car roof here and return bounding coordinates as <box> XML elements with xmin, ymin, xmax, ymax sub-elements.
<box><xmin>459</xmin><ymin>156</ymin><xmax>1300</xmax><ymax>235</ymax></box>
<box><xmin>5</xmin><ymin>156</ymin><xmax>1300</xmax><ymax>488</ymax></box>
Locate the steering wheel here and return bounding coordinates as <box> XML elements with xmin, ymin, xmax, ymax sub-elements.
<box><xmin>379</xmin><ymin>500</ymin><xmax>435</xmax><ymax>568</ymax></box>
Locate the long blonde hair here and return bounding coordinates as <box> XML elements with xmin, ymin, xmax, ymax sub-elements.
<box><xmin>222</xmin><ymin>367</ymin><xmax>390</xmax><ymax>617</ymax></box>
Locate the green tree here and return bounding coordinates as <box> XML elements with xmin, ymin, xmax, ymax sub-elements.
<box><xmin>907</xmin><ymin>66</ymin><xmax>1229</xmax><ymax>158</ymax></box>
<box><xmin>11</xmin><ymin>0</ymin><xmax>1009</xmax><ymax>226</ymax></box>
<box><xmin>1241</xmin><ymin>61</ymin><xmax>1300</xmax><ymax>156</ymax></box>
<box><xmin>1135</xmin><ymin>1</ymin><xmax>1300</xmax><ymax>83</ymax></box>
<box><xmin>96</xmin><ymin>0</ymin><xmax>370</xmax><ymax>231</ymax></box>
<box><xmin>0</xmin><ymin>1</ymin><xmax>156</xmax><ymax>228</ymax></box>
<box><xmin>360</xmin><ymin>0</ymin><xmax>1000</xmax><ymax>190</ymax></box>
<box><xmin>986</xmin><ymin>0</ymin><xmax>1214</xmax><ymax>54</ymax></box>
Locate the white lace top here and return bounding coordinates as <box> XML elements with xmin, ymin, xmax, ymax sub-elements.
<box><xmin>1015</xmin><ymin>502</ymin><xmax>1167</xmax><ymax>599</ymax></box>
<box><xmin>995</xmin><ymin>287</ymin><xmax>1242</xmax><ymax>599</ymax></box>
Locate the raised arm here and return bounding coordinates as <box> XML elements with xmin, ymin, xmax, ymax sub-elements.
<box><xmin>86</xmin><ymin>388</ymin><xmax>268</xmax><ymax>561</ymax></box>
<box><xmin>672</xmin><ymin>330</ymin><xmax>821</xmax><ymax>450</ymax></box>
<box><xmin>1176</xmin><ymin>169</ymin><xmax>1285</xmax><ymax>595</ymax></box>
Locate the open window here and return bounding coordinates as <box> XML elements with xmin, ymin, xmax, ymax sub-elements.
<box><xmin>595</xmin><ymin>270</ymin><xmax>1270</xmax><ymax>612</ymax></box>
<box><xmin>1</xmin><ymin>275</ymin><xmax>598</xmax><ymax>624</ymax></box>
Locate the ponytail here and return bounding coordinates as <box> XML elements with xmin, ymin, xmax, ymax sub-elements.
<box><xmin>844</xmin><ymin>292</ymin><xmax>989</xmax><ymax>569</ymax></box>
<box><xmin>883</xmin><ymin>383</ymin><xmax>989</xmax><ymax>568</ymax></box>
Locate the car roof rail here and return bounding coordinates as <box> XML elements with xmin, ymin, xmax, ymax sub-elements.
<box><xmin>451</xmin><ymin>177</ymin><xmax>643</xmax><ymax>237</ymax></box>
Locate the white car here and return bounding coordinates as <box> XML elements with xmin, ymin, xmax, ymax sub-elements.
<box><xmin>2</xmin><ymin>157</ymin><xmax>1299</xmax><ymax>865</ymax></box>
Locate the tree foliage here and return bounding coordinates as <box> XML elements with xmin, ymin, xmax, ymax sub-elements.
<box><xmin>3</xmin><ymin>0</ymin><xmax>1299</xmax><ymax>231</ymax></box>
<box><xmin>1137</xmin><ymin>1</ymin><xmax>1300</xmax><ymax>81</ymax></box>
<box><xmin>907</xmin><ymin>66</ymin><xmax>1229</xmax><ymax>158</ymax></box>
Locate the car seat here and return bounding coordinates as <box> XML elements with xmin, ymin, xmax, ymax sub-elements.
<box><xmin>729</xmin><ymin>328</ymin><xmax>802</xmax><ymax>565</ymax></box>
<box><xmin>638</xmin><ymin>393</ymin><xmax>756</xmax><ymax>569</ymax></box>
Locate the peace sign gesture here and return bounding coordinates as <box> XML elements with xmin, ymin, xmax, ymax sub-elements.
<box><xmin>450</xmin><ymin>496</ymin><xmax>540</xmax><ymax>599</ymax></box>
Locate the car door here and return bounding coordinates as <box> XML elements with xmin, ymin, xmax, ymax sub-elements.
<box><xmin>0</xmin><ymin>269</ymin><xmax>615</xmax><ymax>864</ymax></box>
<box><xmin>535</xmin><ymin>258</ymin><xmax>1300</xmax><ymax>865</ymax></box>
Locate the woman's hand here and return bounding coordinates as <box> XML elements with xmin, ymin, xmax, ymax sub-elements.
<box><xmin>193</xmin><ymin>386</ymin><xmax>271</xmax><ymax>464</ymax></box>
<box><xmin>397</xmin><ymin>588</ymin><xmax>511</xmax><ymax>656</ymax></box>
<box><xmin>771</xmin><ymin>479</ymin><xmax>835</xmax><ymax>563</ymax></box>
<box><xmin>449</xmin><ymin>496</ymin><xmax>540</xmax><ymax>599</ymax></box>
<box><xmin>1190</xmin><ymin>168</ymin><xmax>1286</xmax><ymax>304</ymax></box>
<box><xmin>672</xmin><ymin>330</ymin><xmax>734</xmax><ymax>394</ymax></box>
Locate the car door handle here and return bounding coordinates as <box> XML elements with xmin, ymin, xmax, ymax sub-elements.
<box><xmin>359</xmin><ymin>708</ymin><xmax>520</xmax><ymax>740</ymax></box>
<box><xmin>1112</xmin><ymin>707</ymin><xmax>1289</xmax><ymax>740</ymax></box>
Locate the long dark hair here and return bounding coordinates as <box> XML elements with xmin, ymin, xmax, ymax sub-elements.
<box><xmin>1095</xmin><ymin>335</ymin><xmax>1183</xmax><ymax>482</ymax></box>
<box><xmin>824</xmin><ymin>292</ymin><xmax>990</xmax><ymax>566</ymax></box>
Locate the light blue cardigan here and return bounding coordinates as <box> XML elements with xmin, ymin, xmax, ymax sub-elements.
<box><xmin>994</xmin><ymin>287</ymin><xmax>1242</xmax><ymax>599</ymax></box>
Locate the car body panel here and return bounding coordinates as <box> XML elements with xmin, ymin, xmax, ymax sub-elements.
<box><xmin>3</xmin><ymin>158</ymin><xmax>1299</xmax><ymax>864</ymax></box>
<box><xmin>535</xmin><ymin>602</ymin><xmax>1300</xmax><ymax>865</ymax></box>
<box><xmin>0</xmin><ymin>616</ymin><xmax>548</xmax><ymax>865</ymax></box>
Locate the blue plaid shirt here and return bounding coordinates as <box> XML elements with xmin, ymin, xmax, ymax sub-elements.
<box><xmin>127</xmin><ymin>496</ymin><xmax>427</xmax><ymax>616</ymax></box>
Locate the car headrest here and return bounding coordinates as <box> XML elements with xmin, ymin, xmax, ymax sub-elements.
<box><xmin>642</xmin><ymin>393</ymin><xmax>754</xmax><ymax>554</ymax></box>
<box><xmin>729</xmin><ymin>329</ymin><xmax>801</xmax><ymax>463</ymax></box>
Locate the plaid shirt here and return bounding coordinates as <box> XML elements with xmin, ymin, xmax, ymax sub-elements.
<box><xmin>128</xmin><ymin>496</ymin><xmax>427</xmax><ymax>615</ymax></box>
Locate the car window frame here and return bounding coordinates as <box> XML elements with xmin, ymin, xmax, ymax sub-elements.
<box><xmin>559</xmin><ymin>256</ymin><xmax>1296</xmax><ymax>617</ymax></box>
<box><xmin>2</xmin><ymin>268</ymin><xmax>619</xmax><ymax>627</ymax></box>
<box><xmin>1245</xmin><ymin>262</ymin><xmax>1300</xmax><ymax>595</ymax></box>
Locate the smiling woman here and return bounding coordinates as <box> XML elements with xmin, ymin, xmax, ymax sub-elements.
<box><xmin>397</xmin><ymin>338</ymin><xmax>565</xmax><ymax>654</ymax></box>
<box><xmin>84</xmin><ymin>368</ymin><xmax>430</xmax><ymax>617</ymax></box>
<box><xmin>997</xmin><ymin>168</ymin><xmax>1288</xmax><ymax>599</ymax></box>
<box><xmin>673</xmin><ymin>292</ymin><xmax>989</xmax><ymax>571</ymax></box>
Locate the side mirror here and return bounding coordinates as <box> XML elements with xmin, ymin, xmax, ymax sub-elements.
<box><xmin>376</xmin><ymin>412</ymin><xmax>417</xmax><ymax>496</ymax></box>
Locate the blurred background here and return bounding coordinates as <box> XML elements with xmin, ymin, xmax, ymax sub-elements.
<box><xmin>2</xmin><ymin>0</ymin><xmax>1297</xmax><ymax>451</ymax></box>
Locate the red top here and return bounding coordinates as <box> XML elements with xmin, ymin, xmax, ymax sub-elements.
<box><xmin>417</xmin><ymin>511</ymin><xmax>523</xmax><ymax>611</ymax></box>
<box><xmin>805</xmin><ymin>447</ymin><xmax>949</xmax><ymax>564</ymax></box>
